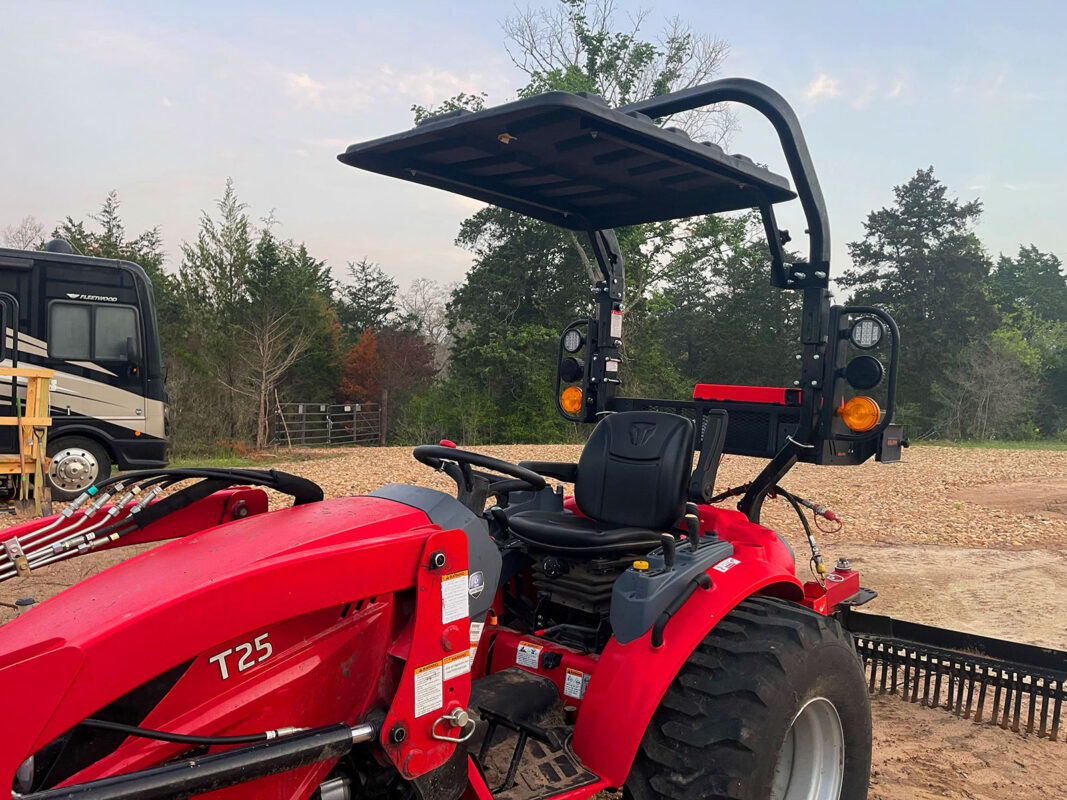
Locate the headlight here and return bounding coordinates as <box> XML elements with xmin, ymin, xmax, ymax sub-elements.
<box><xmin>562</xmin><ymin>328</ymin><xmax>584</xmax><ymax>353</ymax></box>
<box><xmin>849</xmin><ymin>317</ymin><xmax>884</xmax><ymax>349</ymax></box>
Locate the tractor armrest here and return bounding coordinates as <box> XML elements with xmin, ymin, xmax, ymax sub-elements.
<box><xmin>519</xmin><ymin>461</ymin><xmax>578</xmax><ymax>483</ymax></box>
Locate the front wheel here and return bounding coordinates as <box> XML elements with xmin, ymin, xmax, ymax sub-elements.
<box><xmin>626</xmin><ymin>596</ymin><xmax>871</xmax><ymax>800</ymax></box>
<box><xmin>47</xmin><ymin>436</ymin><xmax>112</xmax><ymax>500</ymax></box>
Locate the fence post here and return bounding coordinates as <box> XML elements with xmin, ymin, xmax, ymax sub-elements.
<box><xmin>379</xmin><ymin>390</ymin><xmax>388</xmax><ymax>446</ymax></box>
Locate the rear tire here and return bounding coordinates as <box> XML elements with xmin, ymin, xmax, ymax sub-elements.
<box><xmin>46</xmin><ymin>436</ymin><xmax>112</xmax><ymax>500</ymax></box>
<box><xmin>626</xmin><ymin>596</ymin><xmax>871</xmax><ymax>800</ymax></box>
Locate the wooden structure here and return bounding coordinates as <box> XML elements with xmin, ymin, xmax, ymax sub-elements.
<box><xmin>0</xmin><ymin>367</ymin><xmax>53</xmax><ymax>516</ymax></box>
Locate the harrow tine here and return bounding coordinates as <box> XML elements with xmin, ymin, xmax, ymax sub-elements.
<box><xmin>975</xmin><ymin>674</ymin><xmax>988</xmax><ymax>723</ymax></box>
<box><xmin>991</xmin><ymin>669</ymin><xmax>1004</xmax><ymax>725</ymax></box>
<box><xmin>921</xmin><ymin>658</ymin><xmax>933</xmax><ymax>707</ymax></box>
<box><xmin>1052</xmin><ymin>680</ymin><xmax>1062</xmax><ymax>742</ymax></box>
<box><xmin>1039</xmin><ymin>678</ymin><xmax>1050</xmax><ymax>738</ymax></box>
<box><xmin>964</xmin><ymin>662</ymin><xmax>977</xmax><ymax>719</ymax></box>
<box><xmin>953</xmin><ymin>661</ymin><xmax>966</xmax><ymax>717</ymax></box>
<box><xmin>1012</xmin><ymin>672</ymin><xmax>1024</xmax><ymax>733</ymax></box>
<box><xmin>1026</xmin><ymin>679</ymin><xmax>1037</xmax><ymax>734</ymax></box>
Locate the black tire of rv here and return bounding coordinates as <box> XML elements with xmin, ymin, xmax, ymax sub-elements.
<box><xmin>46</xmin><ymin>436</ymin><xmax>112</xmax><ymax>500</ymax></box>
<box><xmin>626</xmin><ymin>596</ymin><xmax>872</xmax><ymax>800</ymax></box>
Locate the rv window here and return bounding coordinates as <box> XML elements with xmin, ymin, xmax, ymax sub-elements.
<box><xmin>49</xmin><ymin>303</ymin><xmax>92</xmax><ymax>360</ymax></box>
<box><xmin>49</xmin><ymin>301</ymin><xmax>139</xmax><ymax>362</ymax></box>
<box><xmin>95</xmin><ymin>306</ymin><xmax>138</xmax><ymax>360</ymax></box>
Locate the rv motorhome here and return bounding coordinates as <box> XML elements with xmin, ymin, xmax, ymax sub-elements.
<box><xmin>0</xmin><ymin>239</ymin><xmax>168</xmax><ymax>499</ymax></box>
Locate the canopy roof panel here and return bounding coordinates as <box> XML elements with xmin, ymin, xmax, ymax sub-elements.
<box><xmin>339</xmin><ymin>91</ymin><xmax>795</xmax><ymax>231</ymax></box>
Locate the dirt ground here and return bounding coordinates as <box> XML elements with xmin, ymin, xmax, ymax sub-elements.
<box><xmin>2</xmin><ymin>444</ymin><xmax>1065</xmax><ymax>798</ymax></box>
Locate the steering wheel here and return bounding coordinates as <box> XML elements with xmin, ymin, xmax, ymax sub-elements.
<box><xmin>413</xmin><ymin>445</ymin><xmax>547</xmax><ymax>498</ymax></box>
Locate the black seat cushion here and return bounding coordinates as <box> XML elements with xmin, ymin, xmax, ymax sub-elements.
<box><xmin>508</xmin><ymin>411</ymin><xmax>695</xmax><ymax>554</ymax></box>
<box><xmin>506</xmin><ymin>510</ymin><xmax>663</xmax><ymax>554</ymax></box>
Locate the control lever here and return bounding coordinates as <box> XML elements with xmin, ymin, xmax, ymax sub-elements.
<box><xmin>685</xmin><ymin>503</ymin><xmax>701</xmax><ymax>552</ymax></box>
<box><xmin>660</xmin><ymin>533</ymin><xmax>675</xmax><ymax>573</ymax></box>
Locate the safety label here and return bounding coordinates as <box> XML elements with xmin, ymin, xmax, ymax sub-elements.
<box><xmin>516</xmin><ymin>640</ymin><xmax>543</xmax><ymax>669</ymax></box>
<box><xmin>713</xmin><ymin>557</ymin><xmax>741</xmax><ymax>573</ymax></box>
<box><xmin>469</xmin><ymin>620</ymin><xmax>484</xmax><ymax>667</ymax></box>
<box><xmin>443</xmin><ymin>650</ymin><xmax>471</xmax><ymax>681</ymax></box>
<box><xmin>563</xmin><ymin>667</ymin><xmax>590</xmax><ymax>700</ymax></box>
<box><xmin>413</xmin><ymin>660</ymin><xmax>443</xmax><ymax>718</ymax></box>
<box><xmin>610</xmin><ymin>310</ymin><xmax>623</xmax><ymax>339</ymax></box>
<box><xmin>441</xmin><ymin>570</ymin><xmax>470</xmax><ymax>624</ymax></box>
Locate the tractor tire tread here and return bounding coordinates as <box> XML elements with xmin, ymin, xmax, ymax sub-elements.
<box><xmin>626</xmin><ymin>595</ymin><xmax>869</xmax><ymax>800</ymax></box>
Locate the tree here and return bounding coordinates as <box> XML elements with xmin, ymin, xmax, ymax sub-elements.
<box><xmin>338</xmin><ymin>329</ymin><xmax>380</xmax><ymax>402</ymax></box>
<box><xmin>841</xmin><ymin>167</ymin><xmax>997</xmax><ymax>434</ymax></box>
<box><xmin>2</xmin><ymin>216</ymin><xmax>45</xmax><ymax>249</ymax></box>
<box><xmin>990</xmin><ymin>245</ymin><xmax>1067</xmax><ymax>329</ymax></box>
<box><xmin>988</xmin><ymin>246</ymin><xmax>1067</xmax><ymax>436</ymax></box>
<box><xmin>504</xmin><ymin>0</ymin><xmax>734</xmax><ymax>140</ymax></box>
<box><xmin>337</xmin><ymin>258</ymin><xmax>399</xmax><ymax>338</ymax></box>
<box><xmin>656</xmin><ymin>213</ymin><xmax>801</xmax><ymax>390</ymax></box>
<box><xmin>398</xmin><ymin>278</ymin><xmax>454</xmax><ymax>371</ymax></box>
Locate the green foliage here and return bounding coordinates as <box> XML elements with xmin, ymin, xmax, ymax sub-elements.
<box><xmin>337</xmin><ymin>258</ymin><xmax>399</xmax><ymax>340</ymax></box>
<box><xmin>841</xmin><ymin>167</ymin><xmax>998</xmax><ymax>435</ymax></box>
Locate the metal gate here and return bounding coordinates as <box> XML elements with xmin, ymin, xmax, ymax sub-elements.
<box><xmin>274</xmin><ymin>403</ymin><xmax>382</xmax><ymax>446</ymax></box>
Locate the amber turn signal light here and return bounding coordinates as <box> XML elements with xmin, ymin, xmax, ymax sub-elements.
<box><xmin>560</xmin><ymin>386</ymin><xmax>583</xmax><ymax>414</ymax></box>
<box><xmin>836</xmin><ymin>396</ymin><xmax>881</xmax><ymax>432</ymax></box>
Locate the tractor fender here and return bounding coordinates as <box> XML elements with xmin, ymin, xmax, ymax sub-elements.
<box><xmin>572</xmin><ymin>550</ymin><xmax>803</xmax><ymax>787</ymax></box>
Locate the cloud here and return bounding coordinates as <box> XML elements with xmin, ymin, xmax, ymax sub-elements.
<box><xmin>285</xmin><ymin>72</ymin><xmax>326</xmax><ymax>103</ymax></box>
<box><xmin>278</xmin><ymin>64</ymin><xmax>509</xmax><ymax>113</ymax></box>
<box><xmin>158</xmin><ymin>97</ymin><xmax>173</xmax><ymax>108</ymax></box>
<box><xmin>805</xmin><ymin>73</ymin><xmax>840</xmax><ymax>100</ymax></box>
<box><xmin>853</xmin><ymin>82</ymin><xmax>877</xmax><ymax>109</ymax></box>
<box><xmin>886</xmin><ymin>81</ymin><xmax>905</xmax><ymax>99</ymax></box>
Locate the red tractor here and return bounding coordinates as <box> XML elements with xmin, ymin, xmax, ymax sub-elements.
<box><xmin>1</xmin><ymin>79</ymin><xmax>1057</xmax><ymax>800</ymax></box>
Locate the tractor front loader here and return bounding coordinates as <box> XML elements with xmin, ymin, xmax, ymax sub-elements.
<box><xmin>1</xmin><ymin>78</ymin><xmax>1063</xmax><ymax>800</ymax></box>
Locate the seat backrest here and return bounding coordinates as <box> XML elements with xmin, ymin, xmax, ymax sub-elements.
<box><xmin>574</xmin><ymin>411</ymin><xmax>695</xmax><ymax>530</ymax></box>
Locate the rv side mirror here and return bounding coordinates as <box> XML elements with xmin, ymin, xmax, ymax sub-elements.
<box><xmin>126</xmin><ymin>336</ymin><xmax>142</xmax><ymax>365</ymax></box>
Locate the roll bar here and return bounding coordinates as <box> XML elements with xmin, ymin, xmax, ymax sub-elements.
<box><xmin>618</xmin><ymin>78</ymin><xmax>831</xmax><ymax>275</ymax></box>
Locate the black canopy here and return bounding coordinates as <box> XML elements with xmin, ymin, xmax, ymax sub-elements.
<box><xmin>339</xmin><ymin>91</ymin><xmax>795</xmax><ymax>231</ymax></box>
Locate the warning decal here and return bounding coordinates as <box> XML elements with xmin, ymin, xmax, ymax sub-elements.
<box><xmin>469</xmin><ymin>620</ymin><xmax>484</xmax><ymax>667</ymax></box>
<box><xmin>563</xmin><ymin>668</ymin><xmax>589</xmax><ymax>700</ymax></box>
<box><xmin>441</xmin><ymin>570</ymin><xmax>469</xmax><ymax>624</ymax></box>
<box><xmin>516</xmin><ymin>640</ymin><xmax>543</xmax><ymax>669</ymax></box>
<box><xmin>443</xmin><ymin>650</ymin><xmax>471</xmax><ymax>681</ymax></box>
<box><xmin>413</xmin><ymin>660</ymin><xmax>443</xmax><ymax>718</ymax></box>
<box><xmin>712</xmin><ymin>557</ymin><xmax>741</xmax><ymax>573</ymax></box>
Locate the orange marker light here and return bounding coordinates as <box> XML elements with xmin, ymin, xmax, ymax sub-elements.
<box><xmin>560</xmin><ymin>386</ymin><xmax>583</xmax><ymax>414</ymax></box>
<box><xmin>836</xmin><ymin>396</ymin><xmax>881</xmax><ymax>432</ymax></box>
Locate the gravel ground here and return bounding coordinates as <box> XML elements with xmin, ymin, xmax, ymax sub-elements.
<box><xmin>2</xmin><ymin>442</ymin><xmax>1065</xmax><ymax>798</ymax></box>
<box><xmin>266</xmin><ymin>442</ymin><xmax>1067</xmax><ymax>548</ymax></box>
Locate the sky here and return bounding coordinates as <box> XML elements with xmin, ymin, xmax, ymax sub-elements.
<box><xmin>2</xmin><ymin>1</ymin><xmax>1065</xmax><ymax>291</ymax></box>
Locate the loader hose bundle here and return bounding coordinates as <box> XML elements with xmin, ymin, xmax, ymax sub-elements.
<box><xmin>0</xmin><ymin>468</ymin><xmax>324</xmax><ymax>585</ymax></box>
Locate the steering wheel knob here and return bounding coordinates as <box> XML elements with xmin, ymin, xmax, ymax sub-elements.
<box><xmin>439</xmin><ymin>439</ymin><xmax>457</xmax><ymax>448</ymax></box>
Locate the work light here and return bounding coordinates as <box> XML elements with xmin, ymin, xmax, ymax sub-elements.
<box><xmin>562</xmin><ymin>329</ymin><xmax>584</xmax><ymax>353</ymax></box>
<box><xmin>849</xmin><ymin>317</ymin><xmax>883</xmax><ymax>349</ymax></box>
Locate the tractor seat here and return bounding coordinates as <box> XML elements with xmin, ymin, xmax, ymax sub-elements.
<box><xmin>508</xmin><ymin>411</ymin><xmax>695</xmax><ymax>556</ymax></box>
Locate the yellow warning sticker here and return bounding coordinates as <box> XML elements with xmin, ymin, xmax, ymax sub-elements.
<box><xmin>516</xmin><ymin>640</ymin><xmax>542</xmax><ymax>669</ymax></box>
<box><xmin>563</xmin><ymin>667</ymin><xmax>590</xmax><ymax>699</ymax></box>
<box><xmin>443</xmin><ymin>650</ymin><xmax>471</xmax><ymax>681</ymax></box>
<box><xmin>441</xmin><ymin>570</ymin><xmax>469</xmax><ymax>624</ymax></box>
<box><xmin>413</xmin><ymin>660</ymin><xmax>443</xmax><ymax>718</ymax></box>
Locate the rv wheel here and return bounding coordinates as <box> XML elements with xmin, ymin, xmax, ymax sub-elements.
<box><xmin>626</xmin><ymin>596</ymin><xmax>871</xmax><ymax>800</ymax></box>
<box><xmin>47</xmin><ymin>437</ymin><xmax>112</xmax><ymax>500</ymax></box>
